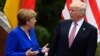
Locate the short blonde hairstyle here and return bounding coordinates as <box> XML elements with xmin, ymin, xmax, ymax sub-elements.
<box><xmin>17</xmin><ymin>9</ymin><xmax>37</xmax><ymax>26</ymax></box>
<box><xmin>70</xmin><ymin>1</ymin><xmax>86</xmax><ymax>10</ymax></box>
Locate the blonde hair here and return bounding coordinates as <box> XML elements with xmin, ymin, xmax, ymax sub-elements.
<box><xmin>70</xmin><ymin>1</ymin><xmax>86</xmax><ymax>14</ymax></box>
<box><xmin>70</xmin><ymin>1</ymin><xmax>86</xmax><ymax>10</ymax></box>
<box><xmin>17</xmin><ymin>9</ymin><xmax>37</xmax><ymax>26</ymax></box>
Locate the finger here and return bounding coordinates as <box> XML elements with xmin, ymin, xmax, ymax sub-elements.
<box><xmin>33</xmin><ymin>51</ymin><xmax>39</xmax><ymax>54</ymax></box>
<box><xmin>31</xmin><ymin>51</ymin><xmax>39</xmax><ymax>55</ymax></box>
<box><xmin>28</xmin><ymin>48</ymin><xmax>32</xmax><ymax>51</ymax></box>
<box><xmin>45</xmin><ymin>43</ymin><xmax>49</xmax><ymax>47</ymax></box>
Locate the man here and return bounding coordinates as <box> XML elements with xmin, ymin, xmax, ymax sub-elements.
<box><xmin>48</xmin><ymin>1</ymin><xmax>97</xmax><ymax>56</ymax></box>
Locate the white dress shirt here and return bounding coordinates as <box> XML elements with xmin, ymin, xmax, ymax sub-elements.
<box><xmin>68</xmin><ymin>18</ymin><xmax>84</xmax><ymax>38</ymax></box>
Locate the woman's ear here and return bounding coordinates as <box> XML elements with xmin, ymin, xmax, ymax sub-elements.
<box><xmin>26</xmin><ymin>21</ymin><xmax>29</xmax><ymax>25</ymax></box>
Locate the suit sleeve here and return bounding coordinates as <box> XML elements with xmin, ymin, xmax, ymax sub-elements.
<box><xmin>48</xmin><ymin>22</ymin><xmax>60</xmax><ymax>56</ymax></box>
<box><xmin>86</xmin><ymin>28</ymin><xmax>97</xmax><ymax>56</ymax></box>
<box><xmin>5</xmin><ymin>31</ymin><xmax>26</xmax><ymax>56</ymax></box>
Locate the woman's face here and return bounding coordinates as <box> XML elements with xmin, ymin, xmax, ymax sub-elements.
<box><xmin>27</xmin><ymin>17</ymin><xmax>37</xmax><ymax>28</ymax></box>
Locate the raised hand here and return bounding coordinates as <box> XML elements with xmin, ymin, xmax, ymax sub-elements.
<box><xmin>26</xmin><ymin>48</ymin><xmax>39</xmax><ymax>56</ymax></box>
<box><xmin>42</xmin><ymin>43</ymin><xmax>49</xmax><ymax>53</ymax></box>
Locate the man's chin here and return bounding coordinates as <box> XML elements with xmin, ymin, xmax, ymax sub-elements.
<box><xmin>70</xmin><ymin>18</ymin><xmax>74</xmax><ymax>20</ymax></box>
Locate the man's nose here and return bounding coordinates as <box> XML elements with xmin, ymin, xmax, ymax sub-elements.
<box><xmin>69</xmin><ymin>10</ymin><xmax>72</xmax><ymax>14</ymax></box>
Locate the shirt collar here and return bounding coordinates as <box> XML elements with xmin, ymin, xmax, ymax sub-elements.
<box><xmin>73</xmin><ymin>18</ymin><xmax>84</xmax><ymax>26</ymax></box>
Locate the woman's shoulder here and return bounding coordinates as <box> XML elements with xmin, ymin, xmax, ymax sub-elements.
<box><xmin>9</xmin><ymin>26</ymin><xmax>21</xmax><ymax>34</ymax></box>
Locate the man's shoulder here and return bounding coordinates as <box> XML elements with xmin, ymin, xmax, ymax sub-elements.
<box><xmin>59</xmin><ymin>19</ymin><xmax>72</xmax><ymax>24</ymax></box>
<box><xmin>84</xmin><ymin>22</ymin><xmax>97</xmax><ymax>30</ymax></box>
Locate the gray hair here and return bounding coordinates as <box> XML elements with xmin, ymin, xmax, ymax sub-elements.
<box><xmin>70</xmin><ymin>1</ymin><xmax>86</xmax><ymax>14</ymax></box>
<box><xmin>70</xmin><ymin>1</ymin><xmax>86</xmax><ymax>10</ymax></box>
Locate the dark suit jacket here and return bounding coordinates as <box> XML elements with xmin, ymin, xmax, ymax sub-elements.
<box><xmin>48</xmin><ymin>19</ymin><xmax>97</xmax><ymax>56</ymax></box>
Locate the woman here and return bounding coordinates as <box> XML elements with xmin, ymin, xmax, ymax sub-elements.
<box><xmin>5</xmin><ymin>9</ymin><xmax>49</xmax><ymax>56</ymax></box>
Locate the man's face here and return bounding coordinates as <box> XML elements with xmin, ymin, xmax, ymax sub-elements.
<box><xmin>69</xmin><ymin>7</ymin><xmax>81</xmax><ymax>21</ymax></box>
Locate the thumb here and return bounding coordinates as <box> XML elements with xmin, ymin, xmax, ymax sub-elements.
<box><xmin>45</xmin><ymin>43</ymin><xmax>49</xmax><ymax>47</ymax></box>
<box><xmin>26</xmin><ymin>48</ymin><xmax>33</xmax><ymax>56</ymax></box>
<box><xmin>28</xmin><ymin>48</ymin><xmax>32</xmax><ymax>51</ymax></box>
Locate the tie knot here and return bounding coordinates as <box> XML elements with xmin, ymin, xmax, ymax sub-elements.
<box><xmin>74</xmin><ymin>22</ymin><xmax>78</xmax><ymax>26</ymax></box>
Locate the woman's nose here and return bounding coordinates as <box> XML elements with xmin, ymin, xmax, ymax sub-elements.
<box><xmin>34</xmin><ymin>19</ymin><xmax>37</xmax><ymax>23</ymax></box>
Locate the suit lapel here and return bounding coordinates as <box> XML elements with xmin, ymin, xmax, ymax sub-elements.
<box><xmin>62</xmin><ymin>20</ymin><xmax>72</xmax><ymax>48</ymax></box>
<box><xmin>70</xmin><ymin>21</ymin><xmax>86</xmax><ymax>48</ymax></box>
<box><xmin>76</xmin><ymin>21</ymin><xmax>86</xmax><ymax>38</ymax></box>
